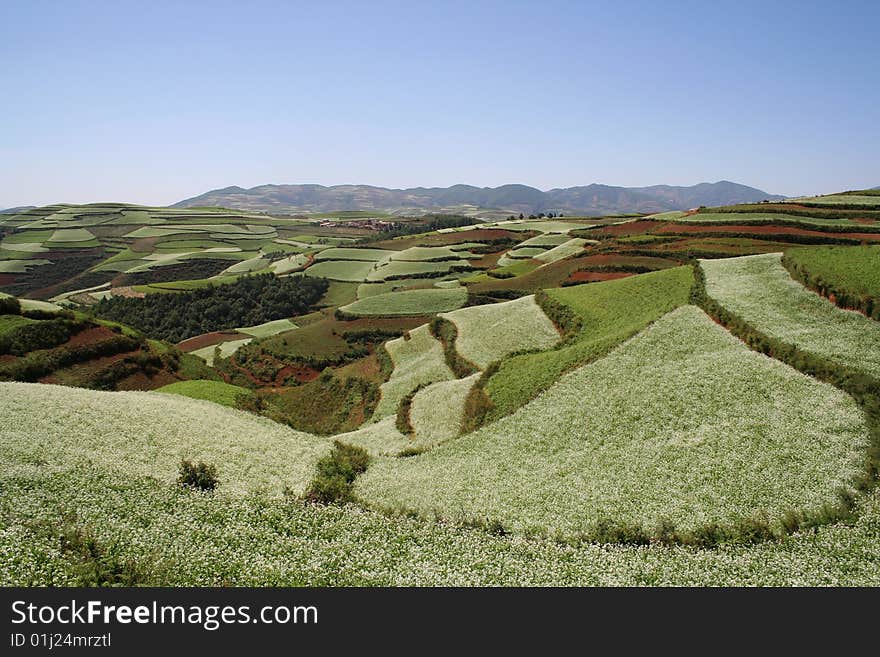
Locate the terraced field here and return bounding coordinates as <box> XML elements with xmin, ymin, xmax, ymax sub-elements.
<box><xmin>4</xmin><ymin>194</ymin><xmax>880</xmax><ymax>587</ymax></box>
<box><xmin>374</xmin><ymin>324</ymin><xmax>454</xmax><ymax>418</ymax></box>
<box><xmin>702</xmin><ymin>253</ymin><xmax>880</xmax><ymax>379</ymax></box>
<box><xmin>441</xmin><ymin>295</ymin><xmax>560</xmax><ymax>369</ymax></box>
<box><xmin>358</xmin><ymin>307</ymin><xmax>868</xmax><ymax>540</ymax></box>
<box><xmin>484</xmin><ymin>266</ymin><xmax>694</xmax><ymax>419</ymax></box>
<box><xmin>340</xmin><ymin>287</ymin><xmax>467</xmax><ymax>316</ymax></box>
<box><xmin>0</xmin><ymin>382</ymin><xmax>329</xmax><ymax>495</ymax></box>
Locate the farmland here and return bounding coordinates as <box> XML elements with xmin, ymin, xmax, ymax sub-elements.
<box><xmin>358</xmin><ymin>307</ymin><xmax>868</xmax><ymax>541</ymax></box>
<box><xmin>782</xmin><ymin>245</ymin><xmax>880</xmax><ymax>319</ymax></box>
<box><xmin>3</xmin><ymin>192</ymin><xmax>880</xmax><ymax>587</ymax></box>
<box><xmin>702</xmin><ymin>253</ymin><xmax>880</xmax><ymax>379</ymax></box>
<box><xmin>340</xmin><ymin>287</ymin><xmax>468</xmax><ymax>317</ymax></box>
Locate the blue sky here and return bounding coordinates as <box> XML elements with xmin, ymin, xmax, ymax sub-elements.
<box><xmin>1</xmin><ymin>0</ymin><xmax>878</xmax><ymax>207</ymax></box>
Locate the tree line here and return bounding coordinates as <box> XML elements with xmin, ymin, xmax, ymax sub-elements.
<box><xmin>92</xmin><ymin>273</ymin><xmax>329</xmax><ymax>342</ymax></box>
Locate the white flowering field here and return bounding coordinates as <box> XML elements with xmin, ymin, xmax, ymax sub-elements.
<box><xmin>533</xmin><ymin>238</ymin><xmax>592</xmax><ymax>264</ymax></box>
<box><xmin>409</xmin><ymin>373</ymin><xmax>481</xmax><ymax>447</ymax></box>
<box><xmin>0</xmin><ymin>382</ymin><xmax>330</xmax><ymax>496</ymax></box>
<box><xmin>333</xmin><ymin>416</ymin><xmax>410</xmax><ymax>456</ymax></box>
<box><xmin>373</xmin><ymin>324</ymin><xmax>454</xmax><ymax>418</ymax></box>
<box><xmin>357</xmin><ymin>307</ymin><xmax>868</xmax><ymax>539</ymax></box>
<box><xmin>4</xmin><ymin>465</ymin><xmax>880</xmax><ymax>586</ymax></box>
<box><xmin>702</xmin><ymin>253</ymin><xmax>880</xmax><ymax>378</ymax></box>
<box><xmin>440</xmin><ymin>295</ymin><xmax>561</xmax><ymax>369</ymax></box>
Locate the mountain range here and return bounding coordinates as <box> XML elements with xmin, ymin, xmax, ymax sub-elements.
<box><xmin>174</xmin><ymin>181</ymin><xmax>785</xmax><ymax>216</ymax></box>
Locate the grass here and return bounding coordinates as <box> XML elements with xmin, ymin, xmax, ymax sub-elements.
<box><xmin>0</xmin><ymin>314</ymin><xmax>39</xmax><ymax>336</ymax></box>
<box><xmin>356</xmin><ymin>279</ymin><xmax>432</xmax><ymax>299</ymax></box>
<box><xmin>313</xmin><ymin>247</ymin><xmax>396</xmax><ymax>262</ymax></box>
<box><xmin>374</xmin><ymin>324</ymin><xmax>454</xmax><ymax>418</ymax></box>
<box><xmin>358</xmin><ymin>306</ymin><xmax>868</xmax><ymax>541</ymax></box>
<box><xmin>366</xmin><ymin>259</ymin><xmax>472</xmax><ymax>282</ymax></box>
<box><xmin>676</xmin><ymin>211</ymin><xmax>880</xmax><ymax>230</ymax></box>
<box><xmin>441</xmin><ymin>295</ymin><xmax>560</xmax><ymax>369</ymax></box>
<box><xmin>317</xmin><ymin>280</ymin><xmax>359</xmax><ymax>307</ymax></box>
<box><xmin>268</xmin><ymin>253</ymin><xmax>309</xmax><ymax>274</ymax></box>
<box><xmin>702</xmin><ymin>253</ymin><xmax>880</xmax><ymax>379</ymax></box>
<box><xmin>266</xmin><ymin>373</ymin><xmax>378</xmax><ymax>435</ymax></box>
<box><xmin>783</xmin><ymin>245</ymin><xmax>880</xmax><ymax>305</ymax></box>
<box><xmin>788</xmin><ymin>194</ymin><xmax>880</xmax><ymax>207</ymax></box>
<box><xmin>47</xmin><ymin>228</ymin><xmax>95</xmax><ymax>243</ymax></box>
<box><xmin>484</xmin><ymin>266</ymin><xmax>694</xmax><ymax>420</ymax></box>
<box><xmin>155</xmin><ymin>380</ymin><xmax>254</xmax><ymax>408</ymax></box>
<box><xmin>517</xmin><ymin>233</ymin><xmax>572</xmax><ymax>248</ymax></box>
<box><xmin>389</xmin><ymin>246</ymin><xmax>476</xmax><ymax>261</ymax></box>
<box><xmin>0</xmin><ymin>382</ymin><xmax>330</xmax><ymax>496</ymax></box>
<box><xmin>305</xmin><ymin>260</ymin><xmax>376</xmax><ymax>282</ymax></box>
<box><xmin>340</xmin><ymin>288</ymin><xmax>468</xmax><ymax>317</ymax></box>
<box><xmin>235</xmin><ymin>318</ymin><xmax>298</xmax><ymax>338</ymax></box>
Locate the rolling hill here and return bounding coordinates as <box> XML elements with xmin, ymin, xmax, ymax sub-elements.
<box><xmin>174</xmin><ymin>181</ymin><xmax>784</xmax><ymax>216</ymax></box>
<box><xmin>2</xmin><ymin>188</ymin><xmax>880</xmax><ymax>586</ymax></box>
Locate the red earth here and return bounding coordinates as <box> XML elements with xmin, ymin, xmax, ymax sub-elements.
<box><xmin>655</xmin><ymin>223</ymin><xmax>880</xmax><ymax>241</ymax></box>
<box><xmin>567</xmin><ymin>270</ymin><xmax>633</xmax><ymax>283</ymax></box>
<box><xmin>176</xmin><ymin>331</ymin><xmax>241</xmax><ymax>351</ymax></box>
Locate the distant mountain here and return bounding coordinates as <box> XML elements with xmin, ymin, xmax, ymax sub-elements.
<box><xmin>174</xmin><ymin>181</ymin><xmax>784</xmax><ymax>216</ymax></box>
<box><xmin>0</xmin><ymin>206</ymin><xmax>36</xmax><ymax>214</ymax></box>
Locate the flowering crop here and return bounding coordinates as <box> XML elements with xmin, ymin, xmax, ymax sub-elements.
<box><xmin>440</xmin><ymin>295</ymin><xmax>560</xmax><ymax>369</ymax></box>
<box><xmin>409</xmin><ymin>374</ymin><xmax>481</xmax><ymax>447</ymax></box>
<box><xmin>533</xmin><ymin>238</ymin><xmax>591</xmax><ymax>264</ymax></box>
<box><xmin>358</xmin><ymin>306</ymin><xmax>868</xmax><ymax>540</ymax></box>
<box><xmin>4</xmin><ymin>463</ymin><xmax>880</xmax><ymax>586</ymax></box>
<box><xmin>702</xmin><ymin>253</ymin><xmax>880</xmax><ymax>378</ymax></box>
<box><xmin>0</xmin><ymin>382</ymin><xmax>330</xmax><ymax>496</ymax></box>
<box><xmin>373</xmin><ymin>325</ymin><xmax>454</xmax><ymax>418</ymax></box>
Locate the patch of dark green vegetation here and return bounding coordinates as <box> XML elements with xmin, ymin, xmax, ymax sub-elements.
<box><xmin>177</xmin><ymin>459</ymin><xmax>219</xmax><ymax>491</ymax></box>
<box><xmin>304</xmin><ymin>441</ymin><xmax>370</xmax><ymax>504</ymax></box>
<box><xmin>93</xmin><ymin>273</ymin><xmax>329</xmax><ymax>342</ymax></box>
<box><xmin>116</xmin><ymin>258</ymin><xmax>240</xmax><ymax>287</ymax></box>
<box><xmin>429</xmin><ymin>316</ymin><xmax>479</xmax><ymax>377</ymax></box>
<box><xmin>261</xmin><ymin>369</ymin><xmax>379</xmax><ymax>435</ymax></box>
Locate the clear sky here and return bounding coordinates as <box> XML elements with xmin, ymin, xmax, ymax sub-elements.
<box><xmin>1</xmin><ymin>0</ymin><xmax>878</xmax><ymax>207</ymax></box>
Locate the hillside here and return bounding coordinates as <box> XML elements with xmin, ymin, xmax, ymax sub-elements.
<box><xmin>2</xmin><ymin>189</ymin><xmax>880</xmax><ymax>585</ymax></box>
<box><xmin>174</xmin><ymin>181</ymin><xmax>784</xmax><ymax>216</ymax></box>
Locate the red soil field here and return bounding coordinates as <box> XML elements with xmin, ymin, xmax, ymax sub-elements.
<box><xmin>592</xmin><ymin>221</ymin><xmax>659</xmax><ymax>237</ymax></box>
<box><xmin>64</xmin><ymin>325</ymin><xmax>116</xmax><ymax>348</ymax></box>
<box><xmin>655</xmin><ymin>223</ymin><xmax>880</xmax><ymax>241</ymax></box>
<box><xmin>567</xmin><ymin>271</ymin><xmax>633</xmax><ymax>283</ymax></box>
<box><xmin>177</xmin><ymin>331</ymin><xmax>241</xmax><ymax>351</ymax></box>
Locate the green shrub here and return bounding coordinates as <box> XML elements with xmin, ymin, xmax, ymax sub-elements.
<box><xmin>177</xmin><ymin>459</ymin><xmax>219</xmax><ymax>491</ymax></box>
<box><xmin>0</xmin><ymin>296</ymin><xmax>21</xmax><ymax>315</ymax></box>
<box><xmin>304</xmin><ymin>441</ymin><xmax>370</xmax><ymax>504</ymax></box>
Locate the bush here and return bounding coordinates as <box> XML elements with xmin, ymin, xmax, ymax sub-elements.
<box><xmin>0</xmin><ymin>295</ymin><xmax>21</xmax><ymax>315</ymax></box>
<box><xmin>304</xmin><ymin>441</ymin><xmax>370</xmax><ymax>504</ymax></box>
<box><xmin>177</xmin><ymin>459</ymin><xmax>219</xmax><ymax>491</ymax></box>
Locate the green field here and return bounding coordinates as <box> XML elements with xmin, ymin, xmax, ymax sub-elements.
<box><xmin>155</xmin><ymin>380</ymin><xmax>255</xmax><ymax>408</ymax></box>
<box><xmin>313</xmin><ymin>247</ymin><xmax>395</xmax><ymax>262</ymax></box>
<box><xmin>367</xmin><ymin>259</ymin><xmax>472</xmax><ymax>281</ymax></box>
<box><xmin>304</xmin><ymin>259</ymin><xmax>376</xmax><ymax>282</ymax></box>
<box><xmin>358</xmin><ymin>307</ymin><xmax>867</xmax><ymax>540</ymax></box>
<box><xmin>702</xmin><ymin>253</ymin><xmax>880</xmax><ymax>378</ymax></box>
<box><xmin>783</xmin><ymin>245</ymin><xmax>880</xmax><ymax>317</ymax></box>
<box><xmin>340</xmin><ymin>288</ymin><xmax>468</xmax><ymax>317</ymax></box>
<box><xmin>484</xmin><ymin>266</ymin><xmax>694</xmax><ymax>420</ymax></box>
<box><xmin>670</xmin><ymin>211</ymin><xmax>879</xmax><ymax>229</ymax></box>
<box><xmin>235</xmin><ymin>318</ymin><xmax>299</xmax><ymax>338</ymax></box>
